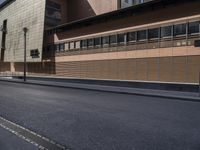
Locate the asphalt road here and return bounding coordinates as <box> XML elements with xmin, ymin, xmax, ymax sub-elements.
<box><xmin>0</xmin><ymin>81</ymin><xmax>200</xmax><ymax>150</ymax></box>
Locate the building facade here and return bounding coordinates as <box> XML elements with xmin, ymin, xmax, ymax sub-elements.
<box><xmin>1</xmin><ymin>0</ymin><xmax>200</xmax><ymax>83</ymax></box>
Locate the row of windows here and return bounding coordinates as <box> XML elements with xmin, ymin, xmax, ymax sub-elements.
<box><xmin>50</xmin><ymin>21</ymin><xmax>200</xmax><ymax>52</ymax></box>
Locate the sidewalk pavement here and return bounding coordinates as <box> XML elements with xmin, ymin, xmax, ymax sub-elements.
<box><xmin>0</xmin><ymin>127</ymin><xmax>37</xmax><ymax>150</ymax></box>
<box><xmin>0</xmin><ymin>77</ymin><xmax>199</xmax><ymax>102</ymax></box>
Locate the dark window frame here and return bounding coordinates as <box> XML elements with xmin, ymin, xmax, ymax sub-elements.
<box><xmin>148</xmin><ymin>28</ymin><xmax>160</xmax><ymax>40</ymax></box>
<box><xmin>65</xmin><ymin>42</ymin><xmax>69</xmax><ymax>51</ymax></box>
<box><xmin>87</xmin><ymin>39</ymin><xmax>94</xmax><ymax>48</ymax></box>
<box><xmin>117</xmin><ymin>33</ymin><xmax>126</xmax><ymax>44</ymax></box>
<box><xmin>110</xmin><ymin>35</ymin><xmax>117</xmax><ymax>45</ymax></box>
<box><xmin>94</xmin><ymin>37</ymin><xmax>101</xmax><ymax>47</ymax></box>
<box><xmin>59</xmin><ymin>43</ymin><xmax>65</xmax><ymax>52</ymax></box>
<box><xmin>128</xmin><ymin>31</ymin><xmax>137</xmax><ymax>42</ymax></box>
<box><xmin>74</xmin><ymin>41</ymin><xmax>81</xmax><ymax>49</ymax></box>
<box><xmin>173</xmin><ymin>23</ymin><xmax>187</xmax><ymax>37</ymax></box>
<box><xmin>188</xmin><ymin>21</ymin><xmax>200</xmax><ymax>35</ymax></box>
<box><xmin>81</xmin><ymin>39</ymin><xmax>88</xmax><ymax>49</ymax></box>
<box><xmin>137</xmin><ymin>30</ymin><xmax>147</xmax><ymax>41</ymax></box>
<box><xmin>102</xmin><ymin>36</ymin><xmax>110</xmax><ymax>46</ymax></box>
<box><xmin>55</xmin><ymin>44</ymin><xmax>60</xmax><ymax>52</ymax></box>
<box><xmin>161</xmin><ymin>25</ymin><xmax>173</xmax><ymax>38</ymax></box>
<box><xmin>69</xmin><ymin>42</ymin><xmax>75</xmax><ymax>50</ymax></box>
<box><xmin>30</xmin><ymin>49</ymin><xmax>40</xmax><ymax>58</ymax></box>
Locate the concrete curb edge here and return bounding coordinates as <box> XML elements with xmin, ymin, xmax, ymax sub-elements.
<box><xmin>0</xmin><ymin>78</ymin><xmax>199</xmax><ymax>102</ymax></box>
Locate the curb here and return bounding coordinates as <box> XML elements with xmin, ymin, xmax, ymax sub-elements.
<box><xmin>0</xmin><ymin>78</ymin><xmax>199</xmax><ymax>102</ymax></box>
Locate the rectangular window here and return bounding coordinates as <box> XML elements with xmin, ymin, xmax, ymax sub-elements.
<box><xmin>174</xmin><ymin>23</ymin><xmax>187</xmax><ymax>36</ymax></box>
<box><xmin>118</xmin><ymin>33</ymin><xmax>126</xmax><ymax>43</ymax></box>
<box><xmin>59</xmin><ymin>43</ymin><xmax>65</xmax><ymax>52</ymax></box>
<box><xmin>55</xmin><ymin>44</ymin><xmax>60</xmax><ymax>52</ymax></box>
<box><xmin>30</xmin><ymin>49</ymin><xmax>40</xmax><ymax>58</ymax></box>
<box><xmin>137</xmin><ymin>30</ymin><xmax>147</xmax><ymax>41</ymax></box>
<box><xmin>75</xmin><ymin>41</ymin><xmax>80</xmax><ymax>49</ymax></box>
<box><xmin>148</xmin><ymin>28</ymin><xmax>160</xmax><ymax>39</ymax></box>
<box><xmin>88</xmin><ymin>39</ymin><xmax>94</xmax><ymax>47</ymax></box>
<box><xmin>102</xmin><ymin>36</ymin><xmax>109</xmax><ymax>45</ymax></box>
<box><xmin>94</xmin><ymin>37</ymin><xmax>101</xmax><ymax>46</ymax></box>
<box><xmin>65</xmin><ymin>43</ymin><xmax>69</xmax><ymax>51</ymax></box>
<box><xmin>81</xmin><ymin>40</ymin><xmax>88</xmax><ymax>48</ymax></box>
<box><xmin>188</xmin><ymin>21</ymin><xmax>200</xmax><ymax>34</ymax></box>
<box><xmin>69</xmin><ymin>42</ymin><xmax>75</xmax><ymax>50</ymax></box>
<box><xmin>128</xmin><ymin>32</ymin><xmax>136</xmax><ymax>42</ymax></box>
<box><xmin>110</xmin><ymin>35</ymin><xmax>117</xmax><ymax>44</ymax></box>
<box><xmin>161</xmin><ymin>26</ymin><xmax>173</xmax><ymax>38</ymax></box>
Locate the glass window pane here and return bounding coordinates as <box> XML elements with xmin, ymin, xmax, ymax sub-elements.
<box><xmin>110</xmin><ymin>35</ymin><xmax>117</xmax><ymax>44</ymax></box>
<box><xmin>118</xmin><ymin>34</ymin><xmax>126</xmax><ymax>43</ymax></box>
<box><xmin>81</xmin><ymin>40</ymin><xmax>88</xmax><ymax>48</ymax></box>
<box><xmin>94</xmin><ymin>37</ymin><xmax>101</xmax><ymax>46</ymax></box>
<box><xmin>148</xmin><ymin>28</ymin><xmax>159</xmax><ymax>39</ymax></box>
<box><xmin>65</xmin><ymin>43</ymin><xmax>69</xmax><ymax>51</ymax></box>
<box><xmin>102</xmin><ymin>36</ymin><xmax>109</xmax><ymax>45</ymax></box>
<box><xmin>128</xmin><ymin>32</ymin><xmax>136</xmax><ymax>41</ymax></box>
<box><xmin>75</xmin><ymin>41</ymin><xmax>80</xmax><ymax>49</ymax></box>
<box><xmin>70</xmin><ymin>42</ymin><xmax>75</xmax><ymax>50</ymax></box>
<box><xmin>55</xmin><ymin>44</ymin><xmax>60</xmax><ymax>52</ymax></box>
<box><xmin>137</xmin><ymin>30</ymin><xmax>147</xmax><ymax>41</ymax></box>
<box><xmin>161</xmin><ymin>26</ymin><xmax>172</xmax><ymax>38</ymax></box>
<box><xmin>188</xmin><ymin>21</ymin><xmax>200</xmax><ymax>34</ymax></box>
<box><xmin>60</xmin><ymin>43</ymin><xmax>65</xmax><ymax>52</ymax></box>
<box><xmin>174</xmin><ymin>23</ymin><xmax>186</xmax><ymax>36</ymax></box>
<box><xmin>88</xmin><ymin>39</ymin><xmax>94</xmax><ymax>47</ymax></box>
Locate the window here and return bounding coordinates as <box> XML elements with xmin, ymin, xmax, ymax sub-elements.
<box><xmin>137</xmin><ymin>30</ymin><xmax>147</xmax><ymax>41</ymax></box>
<box><xmin>81</xmin><ymin>40</ymin><xmax>87</xmax><ymax>48</ymax></box>
<box><xmin>110</xmin><ymin>35</ymin><xmax>117</xmax><ymax>44</ymax></box>
<box><xmin>65</xmin><ymin>43</ymin><xmax>69</xmax><ymax>51</ymax></box>
<box><xmin>161</xmin><ymin>26</ymin><xmax>173</xmax><ymax>38</ymax></box>
<box><xmin>69</xmin><ymin>42</ymin><xmax>75</xmax><ymax>50</ymax></box>
<box><xmin>174</xmin><ymin>23</ymin><xmax>187</xmax><ymax>36</ymax></box>
<box><xmin>60</xmin><ymin>43</ymin><xmax>65</xmax><ymax>52</ymax></box>
<box><xmin>148</xmin><ymin>28</ymin><xmax>160</xmax><ymax>39</ymax></box>
<box><xmin>30</xmin><ymin>49</ymin><xmax>39</xmax><ymax>58</ymax></box>
<box><xmin>55</xmin><ymin>44</ymin><xmax>60</xmax><ymax>52</ymax></box>
<box><xmin>75</xmin><ymin>41</ymin><xmax>80</xmax><ymax>49</ymax></box>
<box><xmin>94</xmin><ymin>37</ymin><xmax>101</xmax><ymax>46</ymax></box>
<box><xmin>88</xmin><ymin>39</ymin><xmax>94</xmax><ymax>47</ymax></box>
<box><xmin>128</xmin><ymin>32</ymin><xmax>136</xmax><ymax>42</ymax></box>
<box><xmin>188</xmin><ymin>21</ymin><xmax>200</xmax><ymax>34</ymax></box>
<box><xmin>121</xmin><ymin>0</ymin><xmax>134</xmax><ymax>8</ymax></box>
<box><xmin>118</xmin><ymin>34</ymin><xmax>126</xmax><ymax>43</ymax></box>
<box><xmin>102</xmin><ymin>36</ymin><xmax>109</xmax><ymax>45</ymax></box>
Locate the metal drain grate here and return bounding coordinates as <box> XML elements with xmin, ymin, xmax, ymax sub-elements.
<box><xmin>0</xmin><ymin>116</ymin><xmax>71</xmax><ymax>150</ymax></box>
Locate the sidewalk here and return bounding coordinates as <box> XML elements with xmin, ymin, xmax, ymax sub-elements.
<box><xmin>0</xmin><ymin>77</ymin><xmax>199</xmax><ymax>102</ymax></box>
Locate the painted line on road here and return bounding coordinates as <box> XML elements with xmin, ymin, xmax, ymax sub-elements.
<box><xmin>0</xmin><ymin>116</ymin><xmax>71</xmax><ymax>150</ymax></box>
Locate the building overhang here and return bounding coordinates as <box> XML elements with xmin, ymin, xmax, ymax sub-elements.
<box><xmin>46</xmin><ymin>0</ymin><xmax>199</xmax><ymax>33</ymax></box>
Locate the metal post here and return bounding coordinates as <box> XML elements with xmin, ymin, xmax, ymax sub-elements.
<box><xmin>23</xmin><ymin>27</ymin><xmax>28</xmax><ymax>82</ymax></box>
<box><xmin>199</xmin><ymin>72</ymin><xmax>200</xmax><ymax>97</ymax></box>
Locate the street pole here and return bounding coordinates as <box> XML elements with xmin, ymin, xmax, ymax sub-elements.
<box><xmin>23</xmin><ymin>27</ymin><xmax>28</xmax><ymax>82</ymax></box>
<box><xmin>199</xmin><ymin>72</ymin><xmax>200</xmax><ymax>97</ymax></box>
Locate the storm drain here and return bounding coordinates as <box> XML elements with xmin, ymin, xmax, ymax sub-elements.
<box><xmin>0</xmin><ymin>116</ymin><xmax>71</xmax><ymax>150</ymax></box>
